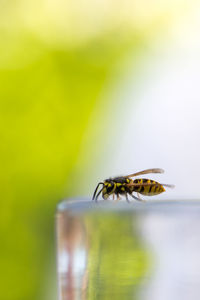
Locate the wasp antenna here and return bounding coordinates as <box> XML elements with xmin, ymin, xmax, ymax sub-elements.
<box><xmin>95</xmin><ymin>186</ymin><xmax>104</xmax><ymax>202</ymax></box>
<box><xmin>92</xmin><ymin>182</ymin><xmax>104</xmax><ymax>200</ymax></box>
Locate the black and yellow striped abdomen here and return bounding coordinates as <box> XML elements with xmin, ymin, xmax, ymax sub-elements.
<box><xmin>133</xmin><ymin>178</ymin><xmax>165</xmax><ymax>196</ymax></box>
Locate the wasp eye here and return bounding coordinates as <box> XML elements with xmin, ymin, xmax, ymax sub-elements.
<box><xmin>106</xmin><ymin>183</ymin><xmax>114</xmax><ymax>193</ymax></box>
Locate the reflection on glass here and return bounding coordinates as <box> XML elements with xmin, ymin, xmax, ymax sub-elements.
<box><xmin>57</xmin><ymin>211</ymin><xmax>88</xmax><ymax>300</ymax></box>
<box><xmin>56</xmin><ymin>202</ymin><xmax>150</xmax><ymax>300</ymax></box>
<box><xmin>85</xmin><ymin>213</ymin><xmax>150</xmax><ymax>300</ymax></box>
<box><xmin>56</xmin><ymin>200</ymin><xmax>200</xmax><ymax>300</ymax></box>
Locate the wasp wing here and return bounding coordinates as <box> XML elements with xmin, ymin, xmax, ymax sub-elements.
<box><xmin>127</xmin><ymin>182</ymin><xmax>175</xmax><ymax>188</ymax></box>
<box><xmin>160</xmin><ymin>183</ymin><xmax>175</xmax><ymax>188</ymax></box>
<box><xmin>125</xmin><ymin>168</ymin><xmax>164</xmax><ymax>178</ymax></box>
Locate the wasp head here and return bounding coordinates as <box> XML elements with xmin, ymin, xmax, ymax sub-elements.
<box><xmin>102</xmin><ymin>180</ymin><xmax>115</xmax><ymax>199</ymax></box>
<box><xmin>92</xmin><ymin>179</ymin><xmax>116</xmax><ymax>201</ymax></box>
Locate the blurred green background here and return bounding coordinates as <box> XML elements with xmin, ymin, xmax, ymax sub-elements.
<box><xmin>0</xmin><ymin>0</ymin><xmax>192</xmax><ymax>299</ymax></box>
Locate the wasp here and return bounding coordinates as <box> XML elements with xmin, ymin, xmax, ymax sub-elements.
<box><xmin>92</xmin><ymin>168</ymin><xmax>174</xmax><ymax>202</ymax></box>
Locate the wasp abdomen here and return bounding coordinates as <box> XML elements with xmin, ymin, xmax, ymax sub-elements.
<box><xmin>133</xmin><ymin>178</ymin><xmax>165</xmax><ymax>196</ymax></box>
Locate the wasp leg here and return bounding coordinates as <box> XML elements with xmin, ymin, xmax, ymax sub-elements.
<box><xmin>131</xmin><ymin>193</ymin><xmax>146</xmax><ymax>202</ymax></box>
<box><xmin>116</xmin><ymin>194</ymin><xmax>121</xmax><ymax>202</ymax></box>
<box><xmin>137</xmin><ymin>192</ymin><xmax>143</xmax><ymax>201</ymax></box>
<box><xmin>125</xmin><ymin>193</ymin><xmax>130</xmax><ymax>203</ymax></box>
<box><xmin>113</xmin><ymin>193</ymin><xmax>121</xmax><ymax>204</ymax></box>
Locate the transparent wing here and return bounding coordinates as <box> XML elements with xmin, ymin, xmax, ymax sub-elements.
<box><xmin>125</xmin><ymin>168</ymin><xmax>164</xmax><ymax>178</ymax></box>
<box><xmin>127</xmin><ymin>182</ymin><xmax>175</xmax><ymax>188</ymax></box>
<box><xmin>161</xmin><ymin>183</ymin><xmax>175</xmax><ymax>188</ymax></box>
